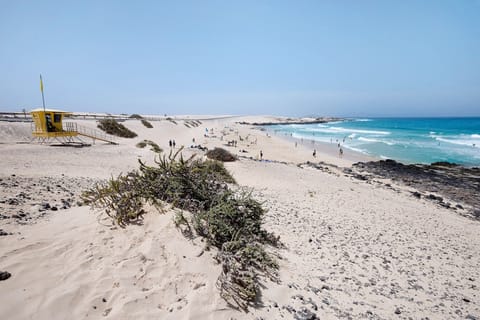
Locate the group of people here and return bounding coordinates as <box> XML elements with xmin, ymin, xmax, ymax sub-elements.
<box><xmin>168</xmin><ymin>139</ymin><xmax>176</xmax><ymax>148</ymax></box>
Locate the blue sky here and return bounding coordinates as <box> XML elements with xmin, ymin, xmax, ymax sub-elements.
<box><xmin>1</xmin><ymin>0</ymin><xmax>479</xmax><ymax>117</ymax></box>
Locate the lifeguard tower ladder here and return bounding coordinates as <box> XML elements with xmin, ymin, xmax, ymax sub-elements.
<box><xmin>30</xmin><ymin>108</ymin><xmax>117</xmax><ymax>145</ymax></box>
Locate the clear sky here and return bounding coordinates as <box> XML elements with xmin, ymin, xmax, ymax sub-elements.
<box><xmin>1</xmin><ymin>0</ymin><xmax>479</xmax><ymax>117</ymax></box>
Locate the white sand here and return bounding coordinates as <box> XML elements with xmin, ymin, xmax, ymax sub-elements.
<box><xmin>0</xmin><ymin>117</ymin><xmax>479</xmax><ymax>319</ymax></box>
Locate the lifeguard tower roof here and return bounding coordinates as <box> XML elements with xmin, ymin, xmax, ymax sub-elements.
<box><xmin>30</xmin><ymin>108</ymin><xmax>71</xmax><ymax>114</ymax></box>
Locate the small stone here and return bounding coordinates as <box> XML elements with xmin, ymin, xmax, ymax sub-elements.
<box><xmin>462</xmin><ymin>298</ymin><xmax>471</xmax><ymax>303</ymax></box>
<box><xmin>0</xmin><ymin>271</ymin><xmax>11</xmax><ymax>281</ymax></box>
<box><xmin>294</xmin><ymin>307</ymin><xmax>318</xmax><ymax>320</ymax></box>
<box><xmin>102</xmin><ymin>298</ymin><xmax>107</xmax><ymax>303</ymax></box>
<box><xmin>394</xmin><ymin>308</ymin><xmax>401</xmax><ymax>315</ymax></box>
<box><xmin>412</xmin><ymin>191</ymin><xmax>421</xmax><ymax>198</ymax></box>
<box><xmin>103</xmin><ymin>308</ymin><xmax>112</xmax><ymax>316</ymax></box>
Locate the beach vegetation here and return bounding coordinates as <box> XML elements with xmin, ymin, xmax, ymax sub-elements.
<box><xmin>82</xmin><ymin>148</ymin><xmax>277</xmax><ymax>310</ymax></box>
<box><xmin>97</xmin><ymin>119</ymin><xmax>137</xmax><ymax>138</ymax></box>
<box><xmin>206</xmin><ymin>147</ymin><xmax>237</xmax><ymax>162</ymax></box>
<box><xmin>141</xmin><ymin>119</ymin><xmax>153</xmax><ymax>128</ymax></box>
<box><xmin>166</xmin><ymin>117</ymin><xmax>177</xmax><ymax>125</ymax></box>
<box><xmin>129</xmin><ymin>114</ymin><xmax>143</xmax><ymax>119</ymax></box>
<box><xmin>136</xmin><ymin>140</ymin><xmax>162</xmax><ymax>153</ymax></box>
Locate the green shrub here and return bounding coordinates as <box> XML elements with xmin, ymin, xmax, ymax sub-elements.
<box><xmin>82</xmin><ymin>149</ymin><xmax>277</xmax><ymax>310</ymax></box>
<box><xmin>141</xmin><ymin>119</ymin><xmax>153</xmax><ymax>128</ymax></box>
<box><xmin>136</xmin><ymin>140</ymin><xmax>162</xmax><ymax>153</ymax></box>
<box><xmin>206</xmin><ymin>148</ymin><xmax>236</xmax><ymax>162</ymax></box>
<box><xmin>98</xmin><ymin>119</ymin><xmax>137</xmax><ymax>138</ymax></box>
<box><xmin>136</xmin><ymin>141</ymin><xmax>147</xmax><ymax>148</ymax></box>
<box><xmin>166</xmin><ymin>117</ymin><xmax>177</xmax><ymax>125</ymax></box>
<box><xmin>81</xmin><ymin>172</ymin><xmax>150</xmax><ymax>227</ymax></box>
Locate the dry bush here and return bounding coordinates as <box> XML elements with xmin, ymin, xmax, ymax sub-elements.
<box><xmin>141</xmin><ymin>119</ymin><xmax>153</xmax><ymax>128</ymax></box>
<box><xmin>82</xmin><ymin>149</ymin><xmax>277</xmax><ymax>310</ymax></box>
<box><xmin>98</xmin><ymin>119</ymin><xmax>137</xmax><ymax>138</ymax></box>
<box><xmin>136</xmin><ymin>140</ymin><xmax>162</xmax><ymax>153</ymax></box>
<box><xmin>206</xmin><ymin>147</ymin><xmax>237</xmax><ymax>162</ymax></box>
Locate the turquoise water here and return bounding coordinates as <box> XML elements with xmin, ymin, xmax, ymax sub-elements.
<box><xmin>268</xmin><ymin>118</ymin><xmax>480</xmax><ymax>166</ymax></box>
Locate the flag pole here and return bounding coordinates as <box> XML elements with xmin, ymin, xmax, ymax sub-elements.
<box><xmin>40</xmin><ymin>74</ymin><xmax>46</xmax><ymax>112</ymax></box>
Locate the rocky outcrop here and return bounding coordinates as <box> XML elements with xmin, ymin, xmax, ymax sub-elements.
<box><xmin>351</xmin><ymin>159</ymin><xmax>480</xmax><ymax>218</ymax></box>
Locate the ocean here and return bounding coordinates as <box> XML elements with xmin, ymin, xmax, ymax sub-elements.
<box><xmin>267</xmin><ymin>118</ymin><xmax>480</xmax><ymax>166</ymax></box>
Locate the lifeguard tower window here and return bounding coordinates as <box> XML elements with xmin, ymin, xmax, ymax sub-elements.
<box><xmin>45</xmin><ymin>114</ymin><xmax>55</xmax><ymax>132</ymax></box>
<box><xmin>54</xmin><ymin>114</ymin><xmax>61</xmax><ymax>122</ymax></box>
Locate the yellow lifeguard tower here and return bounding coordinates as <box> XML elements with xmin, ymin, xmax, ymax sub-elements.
<box><xmin>30</xmin><ymin>108</ymin><xmax>117</xmax><ymax>145</ymax></box>
<box><xmin>31</xmin><ymin>75</ymin><xmax>117</xmax><ymax>145</ymax></box>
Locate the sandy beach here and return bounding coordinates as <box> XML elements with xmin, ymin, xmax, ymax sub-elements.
<box><xmin>1</xmin><ymin>116</ymin><xmax>479</xmax><ymax>319</ymax></box>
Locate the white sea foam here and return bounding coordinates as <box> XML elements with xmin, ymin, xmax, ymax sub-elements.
<box><xmin>334</xmin><ymin>127</ymin><xmax>391</xmax><ymax>135</ymax></box>
<box><xmin>291</xmin><ymin>133</ymin><xmax>331</xmax><ymax>143</ymax></box>
<box><xmin>345</xmin><ymin>146</ymin><xmax>368</xmax><ymax>154</ymax></box>
<box><xmin>358</xmin><ymin>136</ymin><xmax>395</xmax><ymax>145</ymax></box>
<box><xmin>355</xmin><ymin>119</ymin><xmax>372</xmax><ymax>122</ymax></box>
<box><xmin>432</xmin><ymin>135</ymin><xmax>480</xmax><ymax>147</ymax></box>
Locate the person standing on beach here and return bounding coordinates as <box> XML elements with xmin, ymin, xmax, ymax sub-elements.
<box><xmin>169</xmin><ymin>140</ymin><xmax>172</xmax><ymax>148</ymax></box>
<box><xmin>313</xmin><ymin>149</ymin><xmax>316</xmax><ymax>157</ymax></box>
<box><xmin>172</xmin><ymin>140</ymin><xmax>176</xmax><ymax>148</ymax></box>
<box><xmin>339</xmin><ymin>147</ymin><xmax>343</xmax><ymax>158</ymax></box>
<box><xmin>260</xmin><ymin>150</ymin><xmax>263</xmax><ymax>160</ymax></box>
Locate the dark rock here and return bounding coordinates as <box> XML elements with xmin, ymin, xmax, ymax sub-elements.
<box><xmin>51</xmin><ymin>206</ymin><xmax>58</xmax><ymax>211</ymax></box>
<box><xmin>431</xmin><ymin>161</ymin><xmax>459</xmax><ymax>168</ymax></box>
<box><xmin>466</xmin><ymin>315</ymin><xmax>477</xmax><ymax>320</ymax></box>
<box><xmin>412</xmin><ymin>191</ymin><xmax>422</xmax><ymax>199</ymax></box>
<box><xmin>473</xmin><ymin>210</ymin><xmax>480</xmax><ymax>218</ymax></box>
<box><xmin>463</xmin><ymin>298</ymin><xmax>471</xmax><ymax>303</ymax></box>
<box><xmin>351</xmin><ymin>160</ymin><xmax>480</xmax><ymax>218</ymax></box>
<box><xmin>283</xmin><ymin>305</ymin><xmax>296</xmax><ymax>313</ymax></box>
<box><xmin>0</xmin><ymin>271</ymin><xmax>11</xmax><ymax>281</ymax></box>
<box><xmin>394</xmin><ymin>308</ymin><xmax>401</xmax><ymax>314</ymax></box>
<box><xmin>427</xmin><ymin>194</ymin><xmax>441</xmax><ymax>201</ymax></box>
<box><xmin>294</xmin><ymin>307</ymin><xmax>319</xmax><ymax>320</ymax></box>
